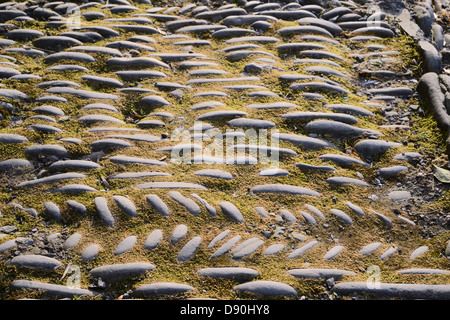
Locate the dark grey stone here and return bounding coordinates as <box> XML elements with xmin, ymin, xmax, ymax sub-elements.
<box><xmin>219</xmin><ymin>201</ymin><xmax>244</xmax><ymax>223</ymax></box>
<box><xmin>288</xmin><ymin>268</ymin><xmax>356</xmax><ymax>280</ymax></box>
<box><xmin>94</xmin><ymin>197</ymin><xmax>115</xmax><ymax>228</ymax></box>
<box><xmin>90</xmin><ymin>262</ymin><xmax>155</xmax><ymax>283</ymax></box>
<box><xmin>113</xmin><ymin>195</ymin><xmax>137</xmax><ymax>217</ymax></box>
<box><xmin>233</xmin><ymin>280</ymin><xmax>297</xmax><ymax>297</ymax></box>
<box><xmin>197</xmin><ymin>267</ymin><xmax>259</xmax><ymax>281</ymax></box>
<box><xmin>131</xmin><ymin>282</ymin><xmax>194</xmax><ymax>297</ymax></box>
<box><xmin>114</xmin><ymin>236</ymin><xmax>137</xmax><ymax>255</ymax></box>
<box><xmin>177</xmin><ymin>236</ymin><xmax>202</xmax><ymax>262</ymax></box>
<box><xmin>10</xmin><ymin>280</ymin><xmax>94</xmax><ymax>298</ymax></box>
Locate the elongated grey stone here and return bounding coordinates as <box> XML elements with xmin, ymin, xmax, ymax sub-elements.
<box><xmin>0</xmin><ymin>159</ymin><xmax>32</xmax><ymax>171</ymax></box>
<box><xmin>264</xmin><ymin>243</ymin><xmax>285</xmax><ymax>255</ymax></box>
<box><xmin>51</xmin><ymin>184</ymin><xmax>96</xmax><ymax>194</ymax></box>
<box><xmin>81</xmin><ymin>244</ymin><xmax>100</xmax><ymax>262</ymax></box>
<box><xmin>144</xmin><ymin>229</ymin><xmax>163</xmax><ymax>250</ymax></box>
<box><xmin>296</xmin><ymin>163</ymin><xmax>336</xmax><ymax>172</ymax></box>
<box><xmin>197</xmin><ymin>110</ymin><xmax>247</xmax><ymax>121</ymax></box>
<box><xmin>280</xmin><ymin>209</ymin><xmax>297</xmax><ymax>223</ymax></box>
<box><xmin>227</xmin><ymin>118</ymin><xmax>275</xmax><ymax>129</ymax></box>
<box><xmin>219</xmin><ymin>201</ymin><xmax>244</xmax><ymax>223</ymax></box>
<box><xmin>177</xmin><ymin>236</ymin><xmax>202</xmax><ymax>262</ymax></box>
<box><xmin>0</xmin><ymin>133</ymin><xmax>28</xmax><ymax>144</ymax></box>
<box><xmin>78</xmin><ymin>114</ymin><xmax>124</xmax><ymax>124</ymax></box>
<box><xmin>10</xmin><ymin>280</ymin><xmax>94</xmax><ymax>298</ymax></box>
<box><xmin>9</xmin><ymin>254</ymin><xmax>62</xmax><ymax>271</ymax></box>
<box><xmin>90</xmin><ymin>262</ymin><xmax>155</xmax><ymax>283</ymax></box>
<box><xmin>259</xmin><ymin>168</ymin><xmax>289</xmax><ymax>177</ymax></box>
<box><xmin>410</xmin><ymin>246</ymin><xmax>429</xmax><ymax>259</ymax></box>
<box><xmin>354</xmin><ymin>140</ymin><xmax>401</xmax><ymax>160</ymax></box>
<box><xmin>43</xmin><ymin>52</ymin><xmax>96</xmax><ymax>63</ymax></box>
<box><xmin>360</xmin><ymin>242</ymin><xmax>382</xmax><ymax>255</ymax></box>
<box><xmin>381</xmin><ymin>246</ymin><xmax>397</xmax><ymax>260</ymax></box>
<box><xmin>197</xmin><ymin>267</ymin><xmax>259</xmax><ymax>281</ymax></box>
<box><xmin>110</xmin><ymin>155</ymin><xmax>167</xmax><ymax>167</ymax></box>
<box><xmin>131</xmin><ymin>282</ymin><xmax>194</xmax><ymax>297</ymax></box>
<box><xmin>332</xmin><ymin>282</ymin><xmax>450</xmax><ymax>300</ymax></box>
<box><xmin>193</xmin><ymin>169</ymin><xmax>233</xmax><ymax>180</ymax></box>
<box><xmin>372</xmin><ymin>210</ymin><xmax>392</xmax><ymax>228</ymax></box>
<box><xmin>44</xmin><ymin>202</ymin><xmax>61</xmax><ymax>221</ymax></box>
<box><xmin>82</xmin><ymin>75</ymin><xmax>123</xmax><ymax>88</ymax></box>
<box><xmin>346</xmin><ymin>201</ymin><xmax>365</xmax><ymax>216</ymax></box>
<box><xmin>136</xmin><ymin>182</ymin><xmax>207</xmax><ymax>190</ymax></box>
<box><xmin>288</xmin><ymin>268</ymin><xmax>356</xmax><ymax>280</ymax></box>
<box><xmin>106</xmin><ymin>57</ymin><xmax>170</xmax><ymax>69</ymax></box>
<box><xmin>324</xmin><ymin>245</ymin><xmax>344</xmax><ymax>260</ymax></box>
<box><xmin>189</xmin><ymin>194</ymin><xmax>216</xmax><ymax>216</ymax></box>
<box><xmin>114</xmin><ymin>236</ymin><xmax>137</xmax><ymax>255</ymax></box>
<box><xmin>46</xmin><ymin>87</ymin><xmax>119</xmax><ymax>100</ymax></box>
<box><xmin>66</xmin><ymin>200</ymin><xmax>87</xmax><ymax>215</ymax></box>
<box><xmin>210</xmin><ymin>235</ymin><xmax>241</xmax><ymax>259</ymax></box>
<box><xmin>25</xmin><ymin>144</ymin><xmax>68</xmax><ymax>159</ymax></box>
<box><xmin>231</xmin><ymin>237</ymin><xmax>264</xmax><ymax>259</ymax></box>
<box><xmin>146</xmin><ymin>194</ymin><xmax>170</xmax><ymax>216</ymax></box>
<box><xmin>113</xmin><ymin>195</ymin><xmax>137</xmax><ymax>217</ymax></box>
<box><xmin>326</xmin><ymin>104</ymin><xmax>374</xmax><ymax>117</ymax></box>
<box><xmin>290</xmin><ymin>82</ymin><xmax>349</xmax><ymax>95</ymax></box>
<box><xmin>251</xmin><ymin>184</ymin><xmax>321</xmax><ymax>197</ymax></box>
<box><xmin>398</xmin><ymin>268</ymin><xmax>450</xmax><ymax>275</ymax></box>
<box><xmin>18</xmin><ymin>172</ymin><xmax>86</xmax><ymax>188</ymax></box>
<box><xmin>278</xmin><ymin>25</ymin><xmax>333</xmax><ymax>37</ymax></box>
<box><xmin>139</xmin><ymin>95</ymin><xmax>171</xmax><ymax>108</ymax></box>
<box><xmin>281</xmin><ymin>111</ymin><xmax>357</xmax><ymax>124</ymax></box>
<box><xmin>233</xmin><ymin>280</ymin><xmax>297</xmax><ymax>297</ymax></box>
<box><xmin>377</xmin><ymin>166</ymin><xmax>408</xmax><ymax>178</ymax></box>
<box><xmin>326</xmin><ymin>177</ymin><xmax>370</xmax><ymax>187</ymax></box>
<box><xmin>319</xmin><ymin>154</ymin><xmax>369</xmax><ymax>167</ymax></box>
<box><xmin>109</xmin><ymin>172</ymin><xmax>170</xmax><ymax>180</ymax></box>
<box><xmin>63</xmin><ymin>233</ymin><xmax>82</xmax><ymax>249</ymax></box>
<box><xmin>330</xmin><ymin>209</ymin><xmax>353</xmax><ymax>225</ymax></box>
<box><xmin>33</xmin><ymin>36</ymin><xmax>82</xmax><ymax>51</ymax></box>
<box><xmin>49</xmin><ymin>160</ymin><xmax>101</xmax><ymax>171</ymax></box>
<box><xmin>94</xmin><ymin>197</ymin><xmax>114</xmax><ymax>228</ymax></box>
<box><xmin>246</xmin><ymin>102</ymin><xmax>298</xmax><ymax>109</ymax></box>
<box><xmin>299</xmin><ymin>211</ymin><xmax>316</xmax><ymax>225</ymax></box>
<box><xmin>207</xmin><ymin>230</ymin><xmax>231</xmax><ymax>249</ymax></box>
<box><xmin>169</xmin><ymin>191</ymin><xmax>201</xmax><ymax>216</ymax></box>
<box><xmin>171</xmin><ymin>224</ymin><xmax>188</xmax><ymax>244</ymax></box>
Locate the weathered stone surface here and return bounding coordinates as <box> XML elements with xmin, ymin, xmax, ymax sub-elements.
<box><xmin>114</xmin><ymin>236</ymin><xmax>137</xmax><ymax>255</ymax></box>
<box><xmin>113</xmin><ymin>195</ymin><xmax>137</xmax><ymax>217</ymax></box>
<box><xmin>171</xmin><ymin>224</ymin><xmax>188</xmax><ymax>244</ymax></box>
<box><xmin>233</xmin><ymin>280</ymin><xmax>297</xmax><ymax>297</ymax></box>
<box><xmin>144</xmin><ymin>229</ymin><xmax>163</xmax><ymax>250</ymax></box>
<box><xmin>9</xmin><ymin>254</ymin><xmax>62</xmax><ymax>271</ymax></box>
<box><xmin>219</xmin><ymin>201</ymin><xmax>244</xmax><ymax>223</ymax></box>
<box><xmin>251</xmin><ymin>184</ymin><xmax>321</xmax><ymax>197</ymax></box>
<box><xmin>94</xmin><ymin>197</ymin><xmax>115</xmax><ymax>228</ymax></box>
<box><xmin>90</xmin><ymin>262</ymin><xmax>155</xmax><ymax>283</ymax></box>
<box><xmin>177</xmin><ymin>236</ymin><xmax>202</xmax><ymax>262</ymax></box>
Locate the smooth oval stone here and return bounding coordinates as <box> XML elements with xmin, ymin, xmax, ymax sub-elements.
<box><xmin>146</xmin><ymin>194</ymin><xmax>170</xmax><ymax>216</ymax></box>
<box><xmin>326</xmin><ymin>176</ymin><xmax>371</xmax><ymax>187</ymax></box>
<box><xmin>171</xmin><ymin>224</ymin><xmax>188</xmax><ymax>244</ymax></box>
<box><xmin>398</xmin><ymin>268</ymin><xmax>450</xmax><ymax>275</ymax></box>
<box><xmin>106</xmin><ymin>57</ymin><xmax>170</xmax><ymax>69</ymax></box>
<box><xmin>46</xmin><ymin>64</ymin><xmax>89</xmax><ymax>72</ymax></box>
<box><xmin>197</xmin><ymin>267</ymin><xmax>259</xmax><ymax>281</ymax></box>
<box><xmin>381</xmin><ymin>246</ymin><xmax>397</xmax><ymax>260</ymax></box>
<box><xmin>330</xmin><ymin>209</ymin><xmax>353</xmax><ymax>225</ymax></box>
<box><xmin>259</xmin><ymin>168</ymin><xmax>289</xmax><ymax>177</ymax></box>
<box><xmin>410</xmin><ymin>246</ymin><xmax>429</xmax><ymax>259</ymax></box>
<box><xmin>319</xmin><ymin>154</ymin><xmax>369</xmax><ymax>167</ymax></box>
<box><xmin>9</xmin><ymin>254</ymin><xmax>62</xmax><ymax>271</ymax></box>
<box><xmin>81</xmin><ymin>244</ymin><xmax>100</xmax><ymax>262</ymax></box>
<box><xmin>264</xmin><ymin>243</ymin><xmax>285</xmax><ymax>255</ymax></box>
<box><xmin>197</xmin><ymin>110</ymin><xmax>247</xmax><ymax>121</ymax></box>
<box><xmin>109</xmin><ymin>156</ymin><xmax>167</xmax><ymax>166</ymax></box>
<box><xmin>281</xmin><ymin>111</ymin><xmax>357</xmax><ymax>124</ymax></box>
<box><xmin>227</xmin><ymin>118</ymin><xmax>276</xmax><ymax>129</ymax></box>
<box><xmin>49</xmin><ymin>160</ymin><xmax>101</xmax><ymax>171</ymax></box>
<box><xmin>280</xmin><ymin>209</ymin><xmax>297</xmax><ymax>223</ymax></box>
<box><xmin>113</xmin><ymin>195</ymin><xmax>137</xmax><ymax>217</ymax></box>
<box><xmin>326</xmin><ymin>103</ymin><xmax>374</xmax><ymax>117</ymax></box>
<box><xmin>354</xmin><ymin>140</ymin><xmax>401</xmax><ymax>159</ymax></box>
<box><xmin>66</xmin><ymin>200</ymin><xmax>87</xmax><ymax>215</ymax></box>
<box><xmin>274</xmin><ymin>133</ymin><xmax>334</xmax><ymax>150</ymax></box>
<box><xmin>299</xmin><ymin>211</ymin><xmax>316</xmax><ymax>225</ymax></box>
<box><xmin>82</xmin><ymin>75</ymin><xmax>123</xmax><ymax>88</ymax></box>
<box><xmin>372</xmin><ymin>210</ymin><xmax>392</xmax><ymax>228</ymax></box>
<box><xmin>115</xmin><ymin>70</ymin><xmax>166</xmax><ymax>80</ymax></box>
<box><xmin>250</xmin><ymin>184</ymin><xmax>321</xmax><ymax>197</ymax></box>
<box><xmin>388</xmin><ymin>190</ymin><xmax>411</xmax><ymax>202</ymax></box>
<box><xmin>94</xmin><ymin>197</ymin><xmax>115</xmax><ymax>227</ymax></box>
<box><xmin>90</xmin><ymin>262</ymin><xmax>156</xmax><ymax>283</ymax></box>
<box><xmin>351</xmin><ymin>27</ymin><xmax>394</xmax><ymax>38</ymax></box>
<box><xmin>51</xmin><ymin>180</ymin><xmax>92</xmax><ymax>192</ymax></box>
<box><xmin>231</xmin><ymin>237</ymin><xmax>264</xmax><ymax>259</ymax></box>
<box><xmin>44</xmin><ymin>52</ymin><xmax>96</xmax><ymax>63</ymax></box>
<box><xmin>114</xmin><ymin>236</ymin><xmax>137</xmax><ymax>255</ymax></box>
<box><xmin>169</xmin><ymin>191</ymin><xmax>201</xmax><ymax>216</ymax></box>
<box><xmin>10</xmin><ymin>280</ymin><xmax>94</xmax><ymax>298</ymax></box>
<box><xmin>90</xmin><ymin>139</ymin><xmax>131</xmax><ymax>151</ymax></box>
<box><xmin>276</xmin><ymin>42</ymin><xmax>327</xmax><ymax>53</ymax></box>
<box><xmin>210</xmin><ymin>235</ymin><xmax>241</xmax><ymax>259</ymax></box>
<box><xmin>144</xmin><ymin>229</ymin><xmax>163</xmax><ymax>250</ymax></box>
<box><xmin>346</xmin><ymin>202</ymin><xmax>365</xmax><ymax>216</ymax></box>
<box><xmin>131</xmin><ymin>282</ymin><xmax>194</xmax><ymax>297</ymax></box>
<box><xmin>0</xmin><ymin>158</ymin><xmax>32</xmax><ymax>171</ymax></box>
<box><xmin>18</xmin><ymin>172</ymin><xmax>86</xmax><ymax>188</ymax></box>
<box><xmin>305</xmin><ymin>120</ymin><xmax>382</xmax><ymax>138</ymax></box>
<box><xmin>278</xmin><ymin>25</ymin><xmax>333</xmax><ymax>37</ymax></box>
<box><xmin>5</xmin><ymin>28</ymin><xmax>44</xmax><ymax>41</ymax></box>
<box><xmin>0</xmin><ymin>133</ymin><xmax>28</xmax><ymax>144</ymax></box>
<box><xmin>177</xmin><ymin>236</ymin><xmax>202</xmax><ymax>262</ymax></box>
<box><xmin>246</xmin><ymin>102</ymin><xmax>298</xmax><ymax>109</ymax></box>
<box><xmin>211</xmin><ymin>28</ymin><xmax>258</xmax><ymax>38</ymax></box>
<box><xmin>377</xmin><ymin>166</ymin><xmax>409</xmax><ymax>177</ymax></box>
<box><xmin>33</xmin><ymin>36</ymin><xmax>82</xmax><ymax>51</ymax></box>
<box><xmin>63</xmin><ymin>233</ymin><xmax>82</xmax><ymax>249</ymax></box>
<box><xmin>296</xmin><ymin>163</ymin><xmax>336</xmax><ymax>172</ymax></box>
<box><xmin>332</xmin><ymin>282</ymin><xmax>450</xmax><ymax>299</ymax></box>
<box><xmin>297</xmin><ymin>17</ymin><xmax>342</xmax><ymax>35</ymax></box>
<box><xmin>219</xmin><ymin>201</ymin><xmax>244</xmax><ymax>223</ymax></box>
<box><xmin>360</xmin><ymin>242</ymin><xmax>382</xmax><ymax>255</ymax></box>
<box><xmin>233</xmin><ymin>280</ymin><xmax>297</xmax><ymax>297</ymax></box>
<box><xmin>0</xmin><ymin>66</ymin><xmax>20</xmax><ymax>79</ymax></box>
<box><xmin>44</xmin><ymin>202</ymin><xmax>62</xmax><ymax>221</ymax></box>
<box><xmin>193</xmin><ymin>169</ymin><xmax>233</xmax><ymax>180</ymax></box>
<box><xmin>290</xmin><ymin>82</ymin><xmax>348</xmax><ymax>95</ymax></box>
<box><xmin>288</xmin><ymin>268</ymin><xmax>356</xmax><ymax>280</ymax></box>
<box><xmin>324</xmin><ymin>245</ymin><xmax>344</xmax><ymax>260</ymax></box>
<box><xmin>207</xmin><ymin>230</ymin><xmax>231</xmax><ymax>249</ymax></box>
<box><xmin>139</xmin><ymin>95</ymin><xmax>171</xmax><ymax>108</ymax></box>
